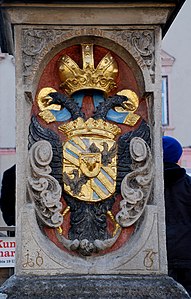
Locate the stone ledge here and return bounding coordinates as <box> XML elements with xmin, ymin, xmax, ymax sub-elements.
<box><xmin>0</xmin><ymin>274</ymin><xmax>190</xmax><ymax>299</ymax></box>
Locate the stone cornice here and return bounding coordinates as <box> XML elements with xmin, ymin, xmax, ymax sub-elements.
<box><xmin>1</xmin><ymin>3</ymin><xmax>177</xmax><ymax>26</ymax></box>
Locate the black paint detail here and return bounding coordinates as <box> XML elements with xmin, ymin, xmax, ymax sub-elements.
<box><xmin>64</xmin><ymin>193</ymin><xmax>115</xmax><ymax>243</ymax></box>
<box><xmin>63</xmin><ymin>170</ymin><xmax>88</xmax><ymax>196</ymax></box>
<box><xmin>117</xmin><ymin>119</ymin><xmax>151</xmax><ymax>192</ymax></box>
<box><xmin>48</xmin><ymin>92</ymin><xmax>85</xmax><ymax>120</ymax></box>
<box><xmin>93</xmin><ymin>94</ymin><xmax>128</xmax><ymax>120</ymax></box>
<box><xmin>28</xmin><ymin>115</ymin><xmax>63</xmax><ymax>186</ymax></box>
<box><xmin>89</xmin><ymin>142</ymin><xmax>117</xmax><ymax>167</ymax></box>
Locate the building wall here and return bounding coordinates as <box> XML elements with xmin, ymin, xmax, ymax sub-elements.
<box><xmin>162</xmin><ymin>0</ymin><xmax>191</xmax><ymax>147</ymax></box>
<box><xmin>0</xmin><ymin>53</ymin><xmax>16</xmax><ymax>227</ymax></box>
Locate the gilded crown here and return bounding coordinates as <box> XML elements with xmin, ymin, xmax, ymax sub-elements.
<box><xmin>58</xmin><ymin>118</ymin><xmax>121</xmax><ymax>140</ymax></box>
<box><xmin>58</xmin><ymin>44</ymin><xmax>118</xmax><ymax>96</ymax></box>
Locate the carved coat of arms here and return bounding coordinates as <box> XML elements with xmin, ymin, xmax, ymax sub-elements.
<box><xmin>27</xmin><ymin>43</ymin><xmax>153</xmax><ymax>256</ymax></box>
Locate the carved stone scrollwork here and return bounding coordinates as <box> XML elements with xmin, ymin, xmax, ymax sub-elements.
<box><xmin>56</xmin><ymin>225</ymin><xmax>122</xmax><ymax>256</ymax></box>
<box><xmin>116</xmin><ymin>137</ymin><xmax>153</xmax><ymax>227</ymax></box>
<box><xmin>22</xmin><ymin>29</ymin><xmax>65</xmax><ymax>83</ymax></box>
<box><xmin>112</xmin><ymin>30</ymin><xmax>155</xmax><ymax>82</ymax></box>
<box><xmin>27</xmin><ymin>140</ymin><xmax>63</xmax><ymax>227</ymax></box>
<box><xmin>21</xmin><ymin>28</ymin><xmax>155</xmax><ymax>86</ymax></box>
<box><xmin>23</xmin><ymin>29</ymin><xmax>58</xmax><ymax>56</ymax></box>
<box><xmin>131</xmin><ymin>31</ymin><xmax>155</xmax><ymax>81</ymax></box>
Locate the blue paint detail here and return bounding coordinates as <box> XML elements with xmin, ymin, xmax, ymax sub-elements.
<box><xmin>94</xmin><ymin>178</ymin><xmax>109</xmax><ymax>195</ymax></box>
<box><xmin>92</xmin><ymin>90</ymin><xmax>105</xmax><ymax>107</ymax></box>
<box><xmin>82</xmin><ymin>138</ymin><xmax>90</xmax><ymax>148</ymax></box>
<box><xmin>100</xmin><ymin>169</ymin><xmax>113</xmax><ymax>184</ymax></box>
<box><xmin>68</xmin><ymin>140</ymin><xmax>86</xmax><ymax>152</ymax></box>
<box><xmin>93</xmin><ymin>191</ymin><xmax>100</xmax><ymax>200</ymax></box>
<box><xmin>50</xmin><ymin>108</ymin><xmax>71</xmax><ymax>121</ymax></box>
<box><xmin>71</xmin><ymin>90</ymin><xmax>105</xmax><ymax>109</ymax></box>
<box><xmin>72</xmin><ymin>91</ymin><xmax>84</xmax><ymax>107</ymax></box>
<box><xmin>106</xmin><ymin>109</ymin><xmax>129</xmax><ymax>124</ymax></box>
<box><xmin>65</xmin><ymin>148</ymin><xmax>79</xmax><ymax>159</ymax></box>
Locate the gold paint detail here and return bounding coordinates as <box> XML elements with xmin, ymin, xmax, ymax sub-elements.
<box><xmin>97</xmin><ymin>171</ymin><xmax>115</xmax><ymax>194</ymax></box>
<box><xmin>66</xmin><ymin>141</ymin><xmax>82</xmax><ymax>157</ymax></box>
<box><xmin>116</xmin><ymin>89</ymin><xmax>139</xmax><ymax>112</ymax></box>
<box><xmin>59</xmin><ymin>117</ymin><xmax>121</xmax><ymax>140</ymax></box>
<box><xmin>57</xmin><ymin>226</ymin><xmax>63</xmax><ymax>235</ymax></box>
<box><xmin>82</xmin><ymin>43</ymin><xmax>94</xmax><ymax>70</ymax></box>
<box><xmin>39</xmin><ymin>110</ymin><xmax>56</xmax><ymax>123</ymax></box>
<box><xmin>62</xmin><ymin>134</ymin><xmax>117</xmax><ymax>202</ymax></box>
<box><xmin>62</xmin><ymin>205</ymin><xmax>70</xmax><ymax>217</ymax></box>
<box><xmin>36</xmin><ymin>250</ymin><xmax>44</xmax><ymax>267</ymax></box>
<box><xmin>80</xmin><ymin>153</ymin><xmax>101</xmax><ymax>178</ymax></box>
<box><xmin>116</xmin><ymin>89</ymin><xmax>140</xmax><ymax>126</ymax></box>
<box><xmin>72</xmin><ymin>136</ymin><xmax>87</xmax><ymax>151</ymax></box>
<box><xmin>91</xmin><ymin>179</ymin><xmax>109</xmax><ymax>199</ymax></box>
<box><xmin>143</xmin><ymin>249</ymin><xmax>158</xmax><ymax>269</ymax></box>
<box><xmin>37</xmin><ymin>87</ymin><xmax>61</xmax><ymax>123</ymax></box>
<box><xmin>22</xmin><ymin>250</ymin><xmax>44</xmax><ymax>268</ymax></box>
<box><xmin>64</xmin><ymin>151</ymin><xmax>80</xmax><ymax>167</ymax></box>
<box><xmin>22</xmin><ymin>250</ymin><xmax>35</xmax><ymax>268</ymax></box>
<box><xmin>57</xmin><ymin>206</ymin><xmax>71</xmax><ymax>235</ymax></box>
<box><xmin>107</xmin><ymin>211</ymin><xmax>121</xmax><ymax>237</ymax></box>
<box><xmin>102</xmin><ymin>165</ymin><xmax>116</xmax><ymax>179</ymax></box>
<box><xmin>58</xmin><ymin>43</ymin><xmax>118</xmax><ymax>96</ymax></box>
<box><xmin>59</xmin><ymin>118</ymin><xmax>118</xmax><ymax>202</ymax></box>
<box><xmin>37</xmin><ymin>87</ymin><xmax>61</xmax><ymax>111</ymax></box>
<box><xmin>60</xmin><ymin>117</ymin><xmax>120</xmax><ymax>202</ymax></box>
<box><xmin>63</xmin><ymin>165</ymin><xmax>92</xmax><ymax>201</ymax></box>
<box><xmin>124</xmin><ymin>112</ymin><xmax>141</xmax><ymax>126</ymax></box>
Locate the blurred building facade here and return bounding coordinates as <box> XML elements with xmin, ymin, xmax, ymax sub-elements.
<box><xmin>162</xmin><ymin>0</ymin><xmax>191</xmax><ymax>174</ymax></box>
<box><xmin>0</xmin><ymin>52</ymin><xmax>15</xmax><ymax>226</ymax></box>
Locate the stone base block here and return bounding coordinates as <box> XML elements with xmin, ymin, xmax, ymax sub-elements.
<box><xmin>0</xmin><ymin>274</ymin><xmax>190</xmax><ymax>299</ymax></box>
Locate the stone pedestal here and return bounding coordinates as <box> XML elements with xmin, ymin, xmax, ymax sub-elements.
<box><xmin>0</xmin><ymin>1</ymin><xmax>187</xmax><ymax>298</ymax></box>
<box><xmin>0</xmin><ymin>274</ymin><xmax>190</xmax><ymax>299</ymax></box>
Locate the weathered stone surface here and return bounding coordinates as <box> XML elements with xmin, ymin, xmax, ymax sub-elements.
<box><xmin>1</xmin><ymin>3</ymin><xmax>187</xmax><ymax>299</ymax></box>
<box><xmin>0</xmin><ymin>274</ymin><xmax>190</xmax><ymax>299</ymax></box>
<box><xmin>9</xmin><ymin>4</ymin><xmax>166</xmax><ymax>276</ymax></box>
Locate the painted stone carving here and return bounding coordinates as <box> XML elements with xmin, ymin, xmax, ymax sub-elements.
<box><xmin>27</xmin><ymin>43</ymin><xmax>153</xmax><ymax>256</ymax></box>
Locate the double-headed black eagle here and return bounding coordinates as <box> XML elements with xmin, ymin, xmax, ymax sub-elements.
<box><xmin>89</xmin><ymin>142</ymin><xmax>117</xmax><ymax>166</ymax></box>
<box><xmin>28</xmin><ymin>91</ymin><xmax>151</xmax><ymax>247</ymax></box>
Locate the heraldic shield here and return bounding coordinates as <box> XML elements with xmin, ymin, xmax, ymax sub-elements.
<box><xmin>27</xmin><ymin>43</ymin><xmax>153</xmax><ymax>256</ymax></box>
<box><xmin>59</xmin><ymin>118</ymin><xmax>120</xmax><ymax>202</ymax></box>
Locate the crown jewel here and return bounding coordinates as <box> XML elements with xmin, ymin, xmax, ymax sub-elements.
<box><xmin>58</xmin><ymin>118</ymin><xmax>121</xmax><ymax>140</ymax></box>
<box><xmin>58</xmin><ymin>44</ymin><xmax>118</xmax><ymax>96</ymax></box>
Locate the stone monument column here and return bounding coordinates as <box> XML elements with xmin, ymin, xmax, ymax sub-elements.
<box><xmin>0</xmin><ymin>1</ymin><xmax>189</xmax><ymax>298</ymax></box>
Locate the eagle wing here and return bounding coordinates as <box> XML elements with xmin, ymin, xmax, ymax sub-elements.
<box><xmin>117</xmin><ymin>119</ymin><xmax>151</xmax><ymax>192</ymax></box>
<box><xmin>28</xmin><ymin>115</ymin><xmax>63</xmax><ymax>186</ymax></box>
<box><xmin>108</xmin><ymin>143</ymin><xmax>117</xmax><ymax>159</ymax></box>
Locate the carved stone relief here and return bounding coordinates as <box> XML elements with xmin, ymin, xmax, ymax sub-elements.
<box><xmin>25</xmin><ymin>40</ymin><xmax>153</xmax><ymax>259</ymax></box>
<box><xmin>27</xmin><ymin>139</ymin><xmax>63</xmax><ymax>228</ymax></box>
<box><xmin>116</xmin><ymin>136</ymin><xmax>153</xmax><ymax>227</ymax></box>
<box><xmin>21</xmin><ymin>27</ymin><xmax>155</xmax><ymax>87</ymax></box>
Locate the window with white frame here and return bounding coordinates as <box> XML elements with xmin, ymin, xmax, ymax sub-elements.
<box><xmin>162</xmin><ymin>75</ymin><xmax>169</xmax><ymax>126</ymax></box>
